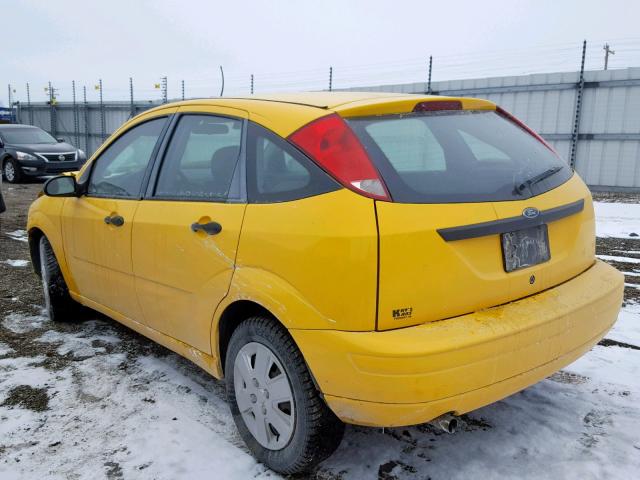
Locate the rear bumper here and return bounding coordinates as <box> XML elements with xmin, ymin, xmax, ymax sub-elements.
<box><xmin>290</xmin><ymin>260</ymin><xmax>623</xmax><ymax>427</ymax></box>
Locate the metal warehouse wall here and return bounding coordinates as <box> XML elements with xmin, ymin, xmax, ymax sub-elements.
<box><xmin>340</xmin><ymin>67</ymin><xmax>640</xmax><ymax>191</ymax></box>
<box><xmin>16</xmin><ymin>101</ymin><xmax>159</xmax><ymax>157</ymax></box>
<box><xmin>16</xmin><ymin>67</ymin><xmax>640</xmax><ymax>190</ymax></box>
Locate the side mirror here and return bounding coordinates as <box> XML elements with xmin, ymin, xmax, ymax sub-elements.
<box><xmin>43</xmin><ymin>175</ymin><xmax>78</xmax><ymax>197</ymax></box>
<box><xmin>57</xmin><ymin>138</ymin><xmax>65</xmax><ymax>143</ymax></box>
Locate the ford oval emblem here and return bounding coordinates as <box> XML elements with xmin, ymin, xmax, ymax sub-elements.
<box><xmin>523</xmin><ymin>207</ymin><xmax>540</xmax><ymax>219</ymax></box>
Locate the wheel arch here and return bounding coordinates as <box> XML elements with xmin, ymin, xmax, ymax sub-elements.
<box><xmin>215</xmin><ymin>299</ymin><xmax>276</xmax><ymax>376</ymax></box>
<box><xmin>27</xmin><ymin>207</ymin><xmax>76</xmax><ymax>292</ymax></box>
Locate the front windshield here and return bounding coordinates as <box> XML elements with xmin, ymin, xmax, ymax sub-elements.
<box><xmin>347</xmin><ymin>110</ymin><xmax>572</xmax><ymax>203</ymax></box>
<box><xmin>1</xmin><ymin>128</ymin><xmax>57</xmax><ymax>145</ymax></box>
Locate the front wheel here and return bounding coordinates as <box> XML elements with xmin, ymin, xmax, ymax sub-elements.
<box><xmin>39</xmin><ymin>236</ymin><xmax>81</xmax><ymax>321</ymax></box>
<box><xmin>226</xmin><ymin>317</ymin><xmax>345</xmax><ymax>474</ymax></box>
<box><xmin>3</xmin><ymin>158</ymin><xmax>23</xmax><ymax>184</ymax></box>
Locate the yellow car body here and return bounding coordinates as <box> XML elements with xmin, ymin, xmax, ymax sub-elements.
<box><xmin>27</xmin><ymin>92</ymin><xmax>623</xmax><ymax>430</ymax></box>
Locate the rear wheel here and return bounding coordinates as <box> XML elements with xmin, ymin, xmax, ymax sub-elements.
<box><xmin>39</xmin><ymin>236</ymin><xmax>80</xmax><ymax>322</ymax></box>
<box><xmin>226</xmin><ymin>317</ymin><xmax>344</xmax><ymax>474</ymax></box>
<box><xmin>3</xmin><ymin>158</ymin><xmax>23</xmax><ymax>184</ymax></box>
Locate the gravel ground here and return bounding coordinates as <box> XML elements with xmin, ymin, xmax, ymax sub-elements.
<box><xmin>1</xmin><ymin>182</ymin><xmax>639</xmax><ymax>479</ymax></box>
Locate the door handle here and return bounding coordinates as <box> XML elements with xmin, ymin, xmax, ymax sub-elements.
<box><xmin>191</xmin><ymin>221</ymin><xmax>222</xmax><ymax>235</ymax></box>
<box><xmin>104</xmin><ymin>215</ymin><xmax>125</xmax><ymax>227</ymax></box>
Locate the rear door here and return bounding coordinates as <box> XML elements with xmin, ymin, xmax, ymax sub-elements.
<box><xmin>61</xmin><ymin>114</ymin><xmax>171</xmax><ymax>321</ymax></box>
<box><xmin>346</xmin><ymin>109</ymin><xmax>594</xmax><ymax>330</ymax></box>
<box><xmin>132</xmin><ymin>108</ymin><xmax>247</xmax><ymax>353</ymax></box>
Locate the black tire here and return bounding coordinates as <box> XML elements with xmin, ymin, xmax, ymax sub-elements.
<box><xmin>3</xmin><ymin>157</ymin><xmax>23</xmax><ymax>184</ymax></box>
<box><xmin>39</xmin><ymin>236</ymin><xmax>81</xmax><ymax>322</ymax></box>
<box><xmin>226</xmin><ymin>317</ymin><xmax>345</xmax><ymax>474</ymax></box>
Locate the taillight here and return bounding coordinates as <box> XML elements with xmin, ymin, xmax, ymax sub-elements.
<box><xmin>288</xmin><ymin>113</ymin><xmax>391</xmax><ymax>201</ymax></box>
<box><xmin>496</xmin><ymin>106</ymin><xmax>557</xmax><ymax>155</ymax></box>
<box><xmin>413</xmin><ymin>100</ymin><xmax>462</xmax><ymax>112</ymax></box>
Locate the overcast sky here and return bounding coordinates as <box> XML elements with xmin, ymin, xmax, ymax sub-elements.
<box><xmin>2</xmin><ymin>0</ymin><xmax>640</xmax><ymax>105</ymax></box>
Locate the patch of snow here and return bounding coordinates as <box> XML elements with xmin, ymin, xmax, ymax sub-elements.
<box><xmin>594</xmin><ymin>202</ymin><xmax>640</xmax><ymax>238</ymax></box>
<box><xmin>2</xmin><ymin>313</ymin><xmax>45</xmax><ymax>334</ymax></box>
<box><xmin>607</xmin><ymin>304</ymin><xmax>640</xmax><ymax>347</ymax></box>
<box><xmin>597</xmin><ymin>254</ymin><xmax>640</xmax><ymax>264</ymax></box>
<box><xmin>0</xmin><ymin>342</ymin><xmax>13</xmax><ymax>356</ymax></box>
<box><xmin>2</xmin><ymin>259</ymin><xmax>29</xmax><ymax>267</ymax></box>
<box><xmin>5</xmin><ymin>229</ymin><xmax>28</xmax><ymax>242</ymax></box>
<box><xmin>38</xmin><ymin>329</ymin><xmax>120</xmax><ymax>359</ymax></box>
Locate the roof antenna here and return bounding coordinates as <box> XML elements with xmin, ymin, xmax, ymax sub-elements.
<box><xmin>219</xmin><ymin>65</ymin><xmax>225</xmax><ymax>97</ymax></box>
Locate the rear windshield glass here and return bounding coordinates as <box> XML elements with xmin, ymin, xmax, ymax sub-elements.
<box><xmin>347</xmin><ymin>110</ymin><xmax>572</xmax><ymax>203</ymax></box>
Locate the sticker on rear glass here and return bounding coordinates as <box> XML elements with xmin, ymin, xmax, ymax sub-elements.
<box><xmin>392</xmin><ymin>307</ymin><xmax>413</xmax><ymax>320</ymax></box>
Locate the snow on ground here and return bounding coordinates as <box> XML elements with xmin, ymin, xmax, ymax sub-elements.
<box><xmin>594</xmin><ymin>202</ymin><xmax>640</xmax><ymax>238</ymax></box>
<box><xmin>1</xmin><ymin>260</ymin><xmax>29</xmax><ymax>268</ymax></box>
<box><xmin>0</xmin><ymin>202</ymin><xmax>638</xmax><ymax>479</ymax></box>
<box><xmin>4</xmin><ymin>230</ymin><xmax>28</xmax><ymax>243</ymax></box>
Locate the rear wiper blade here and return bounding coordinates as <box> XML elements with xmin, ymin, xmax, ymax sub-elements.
<box><xmin>515</xmin><ymin>166</ymin><xmax>563</xmax><ymax>194</ymax></box>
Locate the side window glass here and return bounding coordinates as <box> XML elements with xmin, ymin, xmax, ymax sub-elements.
<box><xmin>88</xmin><ymin>118</ymin><xmax>166</xmax><ymax>198</ymax></box>
<box><xmin>154</xmin><ymin>115</ymin><xmax>242</xmax><ymax>200</ymax></box>
<box><xmin>247</xmin><ymin>123</ymin><xmax>339</xmax><ymax>203</ymax></box>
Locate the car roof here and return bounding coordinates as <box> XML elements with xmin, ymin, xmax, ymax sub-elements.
<box><xmin>139</xmin><ymin>92</ymin><xmax>496</xmax><ymax>137</ymax></box>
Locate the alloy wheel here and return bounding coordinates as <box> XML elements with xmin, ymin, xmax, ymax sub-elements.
<box><xmin>4</xmin><ymin>161</ymin><xmax>15</xmax><ymax>182</ymax></box>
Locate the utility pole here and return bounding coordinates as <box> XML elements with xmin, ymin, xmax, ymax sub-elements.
<box><xmin>181</xmin><ymin>80</ymin><xmax>185</xmax><ymax>101</ymax></box>
<box><xmin>250</xmin><ymin>74</ymin><xmax>254</xmax><ymax>95</ymax></box>
<box><xmin>329</xmin><ymin>66</ymin><xmax>333</xmax><ymax>92</ymax></box>
<box><xmin>603</xmin><ymin>43</ymin><xmax>615</xmax><ymax>70</ymax></box>
<box><xmin>427</xmin><ymin>56</ymin><xmax>433</xmax><ymax>94</ymax></box>
<box><xmin>7</xmin><ymin>84</ymin><xmax>11</xmax><ymax>108</ymax></box>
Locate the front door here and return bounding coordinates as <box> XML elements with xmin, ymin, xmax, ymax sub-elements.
<box><xmin>132</xmin><ymin>112</ymin><xmax>246</xmax><ymax>353</ymax></box>
<box><xmin>62</xmin><ymin>115</ymin><xmax>170</xmax><ymax>321</ymax></box>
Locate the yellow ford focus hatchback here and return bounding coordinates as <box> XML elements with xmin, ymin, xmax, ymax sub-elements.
<box><xmin>28</xmin><ymin>92</ymin><xmax>623</xmax><ymax>473</ymax></box>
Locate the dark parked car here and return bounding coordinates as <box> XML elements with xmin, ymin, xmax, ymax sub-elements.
<box><xmin>0</xmin><ymin>125</ymin><xmax>87</xmax><ymax>183</ymax></box>
<box><xmin>0</xmin><ymin>176</ymin><xmax>5</xmax><ymax>213</ymax></box>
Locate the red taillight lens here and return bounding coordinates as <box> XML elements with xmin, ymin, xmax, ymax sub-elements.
<box><xmin>413</xmin><ymin>100</ymin><xmax>462</xmax><ymax>112</ymax></box>
<box><xmin>496</xmin><ymin>106</ymin><xmax>557</xmax><ymax>155</ymax></box>
<box><xmin>288</xmin><ymin>113</ymin><xmax>391</xmax><ymax>201</ymax></box>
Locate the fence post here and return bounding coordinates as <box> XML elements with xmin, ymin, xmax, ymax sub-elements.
<box><xmin>72</xmin><ymin>80</ymin><xmax>79</xmax><ymax>147</ymax></box>
<box><xmin>569</xmin><ymin>40</ymin><xmax>587</xmax><ymax>170</ymax></box>
<box><xmin>83</xmin><ymin>86</ymin><xmax>90</xmax><ymax>153</ymax></box>
<box><xmin>329</xmin><ymin>66</ymin><xmax>333</xmax><ymax>91</ymax></box>
<box><xmin>129</xmin><ymin>77</ymin><xmax>135</xmax><ymax>118</ymax></box>
<box><xmin>98</xmin><ymin>79</ymin><xmax>105</xmax><ymax>141</ymax></box>
<box><xmin>48</xmin><ymin>81</ymin><xmax>57</xmax><ymax>137</ymax></box>
<box><xmin>427</xmin><ymin>56</ymin><xmax>433</xmax><ymax>94</ymax></box>
<box><xmin>26</xmin><ymin>83</ymin><xmax>33</xmax><ymax>125</ymax></box>
<box><xmin>250</xmin><ymin>74</ymin><xmax>254</xmax><ymax>95</ymax></box>
<box><xmin>161</xmin><ymin>76</ymin><xmax>168</xmax><ymax>103</ymax></box>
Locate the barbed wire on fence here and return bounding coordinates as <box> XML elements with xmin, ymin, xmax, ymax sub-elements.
<box><xmin>5</xmin><ymin>38</ymin><xmax>640</xmax><ymax>106</ymax></box>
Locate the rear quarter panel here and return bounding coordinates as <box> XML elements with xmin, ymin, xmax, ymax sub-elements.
<box><xmin>230</xmin><ymin>189</ymin><xmax>378</xmax><ymax>331</ymax></box>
